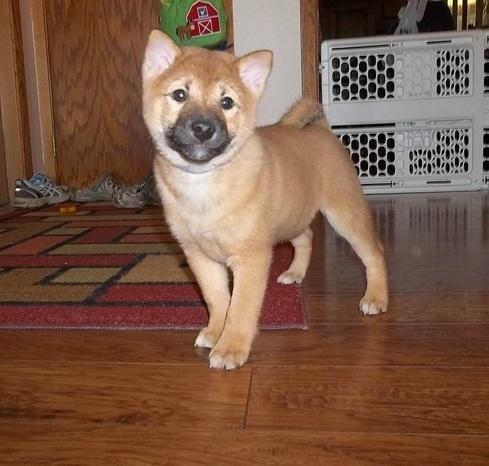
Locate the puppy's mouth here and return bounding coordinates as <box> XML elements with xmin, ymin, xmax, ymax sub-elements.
<box><xmin>165</xmin><ymin>113</ymin><xmax>232</xmax><ymax>164</ymax></box>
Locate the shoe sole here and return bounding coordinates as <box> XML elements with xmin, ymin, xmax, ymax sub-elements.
<box><xmin>13</xmin><ymin>193</ymin><xmax>71</xmax><ymax>209</ymax></box>
<box><xmin>112</xmin><ymin>200</ymin><xmax>146</xmax><ymax>208</ymax></box>
<box><xmin>13</xmin><ymin>198</ymin><xmax>47</xmax><ymax>208</ymax></box>
<box><xmin>72</xmin><ymin>193</ymin><xmax>113</xmax><ymax>202</ymax></box>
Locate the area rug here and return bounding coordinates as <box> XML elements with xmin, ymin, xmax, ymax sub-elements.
<box><xmin>0</xmin><ymin>203</ymin><xmax>307</xmax><ymax>330</ymax></box>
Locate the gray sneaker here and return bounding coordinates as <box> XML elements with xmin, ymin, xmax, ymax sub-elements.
<box><xmin>72</xmin><ymin>174</ymin><xmax>116</xmax><ymax>202</ymax></box>
<box><xmin>112</xmin><ymin>174</ymin><xmax>159</xmax><ymax>208</ymax></box>
<box><xmin>13</xmin><ymin>173</ymin><xmax>71</xmax><ymax>208</ymax></box>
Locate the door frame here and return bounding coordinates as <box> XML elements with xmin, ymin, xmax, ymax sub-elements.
<box><xmin>0</xmin><ymin>103</ymin><xmax>9</xmax><ymax>205</ymax></box>
<box><xmin>0</xmin><ymin>0</ymin><xmax>32</xmax><ymax>201</ymax></box>
<box><xmin>300</xmin><ymin>0</ymin><xmax>320</xmax><ymax>101</ymax></box>
<box><xmin>29</xmin><ymin>0</ymin><xmax>57</xmax><ymax>181</ymax></box>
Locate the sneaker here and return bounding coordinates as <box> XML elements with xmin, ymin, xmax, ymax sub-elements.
<box><xmin>72</xmin><ymin>174</ymin><xmax>116</xmax><ymax>202</ymax></box>
<box><xmin>13</xmin><ymin>173</ymin><xmax>71</xmax><ymax>208</ymax></box>
<box><xmin>144</xmin><ymin>174</ymin><xmax>160</xmax><ymax>206</ymax></box>
<box><xmin>112</xmin><ymin>174</ymin><xmax>160</xmax><ymax>208</ymax></box>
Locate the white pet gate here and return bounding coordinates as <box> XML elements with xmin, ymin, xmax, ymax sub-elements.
<box><xmin>321</xmin><ymin>30</ymin><xmax>489</xmax><ymax>193</ymax></box>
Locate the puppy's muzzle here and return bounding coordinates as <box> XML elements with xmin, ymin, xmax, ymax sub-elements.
<box><xmin>166</xmin><ymin>113</ymin><xmax>231</xmax><ymax>164</ymax></box>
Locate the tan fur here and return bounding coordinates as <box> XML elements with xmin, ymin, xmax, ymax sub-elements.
<box><xmin>143</xmin><ymin>30</ymin><xmax>388</xmax><ymax>370</ymax></box>
<box><xmin>280</xmin><ymin>99</ymin><xmax>326</xmax><ymax>129</ymax></box>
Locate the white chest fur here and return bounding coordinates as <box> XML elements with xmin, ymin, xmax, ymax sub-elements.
<box><xmin>170</xmin><ymin>171</ymin><xmax>216</xmax><ymax>214</ymax></box>
<box><xmin>159</xmin><ymin>170</ymin><xmax>221</xmax><ymax>237</ymax></box>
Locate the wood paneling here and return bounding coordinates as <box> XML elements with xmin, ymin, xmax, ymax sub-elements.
<box><xmin>0</xmin><ymin>0</ymin><xmax>32</xmax><ymax>198</ymax></box>
<box><xmin>45</xmin><ymin>1</ymin><xmax>157</xmax><ymax>187</ymax></box>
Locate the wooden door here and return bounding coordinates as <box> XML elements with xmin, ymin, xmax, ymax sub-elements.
<box><xmin>319</xmin><ymin>0</ymin><xmax>406</xmax><ymax>40</ymax></box>
<box><xmin>320</xmin><ymin>0</ymin><xmax>376</xmax><ymax>40</ymax></box>
<box><xmin>44</xmin><ymin>0</ymin><xmax>158</xmax><ymax>188</ymax></box>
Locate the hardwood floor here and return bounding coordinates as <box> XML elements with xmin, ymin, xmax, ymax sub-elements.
<box><xmin>1</xmin><ymin>191</ymin><xmax>489</xmax><ymax>465</ymax></box>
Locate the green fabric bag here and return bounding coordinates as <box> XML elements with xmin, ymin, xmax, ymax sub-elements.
<box><xmin>159</xmin><ymin>0</ymin><xmax>227</xmax><ymax>49</ymax></box>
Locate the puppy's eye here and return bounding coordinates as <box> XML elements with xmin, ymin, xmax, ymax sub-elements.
<box><xmin>220</xmin><ymin>96</ymin><xmax>234</xmax><ymax>110</ymax></box>
<box><xmin>172</xmin><ymin>89</ymin><xmax>188</xmax><ymax>103</ymax></box>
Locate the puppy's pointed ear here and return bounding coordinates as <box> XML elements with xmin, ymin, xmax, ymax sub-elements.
<box><xmin>237</xmin><ymin>50</ymin><xmax>273</xmax><ymax>98</ymax></box>
<box><xmin>143</xmin><ymin>30</ymin><xmax>180</xmax><ymax>81</ymax></box>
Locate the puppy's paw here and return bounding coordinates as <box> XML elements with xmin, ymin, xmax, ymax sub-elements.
<box><xmin>209</xmin><ymin>338</ymin><xmax>250</xmax><ymax>370</ymax></box>
<box><xmin>277</xmin><ymin>270</ymin><xmax>305</xmax><ymax>285</ymax></box>
<box><xmin>359</xmin><ymin>294</ymin><xmax>388</xmax><ymax>316</ymax></box>
<box><xmin>194</xmin><ymin>326</ymin><xmax>221</xmax><ymax>349</ymax></box>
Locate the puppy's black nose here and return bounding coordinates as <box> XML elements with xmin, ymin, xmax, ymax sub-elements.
<box><xmin>191</xmin><ymin>120</ymin><xmax>216</xmax><ymax>141</ymax></box>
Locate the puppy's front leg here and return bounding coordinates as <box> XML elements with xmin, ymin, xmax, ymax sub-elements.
<box><xmin>184</xmin><ymin>247</ymin><xmax>231</xmax><ymax>349</ymax></box>
<box><xmin>209</xmin><ymin>251</ymin><xmax>272</xmax><ymax>370</ymax></box>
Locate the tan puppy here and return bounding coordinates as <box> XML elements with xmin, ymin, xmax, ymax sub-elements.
<box><xmin>142</xmin><ymin>30</ymin><xmax>388</xmax><ymax>370</ymax></box>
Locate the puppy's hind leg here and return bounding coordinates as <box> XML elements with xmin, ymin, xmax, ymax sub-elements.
<box><xmin>321</xmin><ymin>198</ymin><xmax>388</xmax><ymax>315</ymax></box>
<box><xmin>277</xmin><ymin>227</ymin><xmax>313</xmax><ymax>285</ymax></box>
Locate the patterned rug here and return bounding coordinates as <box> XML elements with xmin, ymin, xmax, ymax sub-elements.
<box><xmin>0</xmin><ymin>203</ymin><xmax>307</xmax><ymax>330</ymax></box>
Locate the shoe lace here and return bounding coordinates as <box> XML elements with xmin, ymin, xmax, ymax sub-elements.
<box><xmin>29</xmin><ymin>178</ymin><xmax>67</xmax><ymax>197</ymax></box>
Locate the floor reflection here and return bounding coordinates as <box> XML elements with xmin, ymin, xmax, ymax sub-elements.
<box><xmin>307</xmin><ymin>190</ymin><xmax>489</xmax><ymax>294</ymax></box>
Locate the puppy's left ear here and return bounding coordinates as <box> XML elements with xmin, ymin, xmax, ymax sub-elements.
<box><xmin>237</xmin><ymin>50</ymin><xmax>273</xmax><ymax>98</ymax></box>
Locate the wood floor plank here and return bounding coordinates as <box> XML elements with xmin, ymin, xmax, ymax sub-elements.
<box><xmin>304</xmin><ymin>252</ymin><xmax>489</xmax><ymax>294</ymax></box>
<box><xmin>304</xmin><ymin>208</ymin><xmax>489</xmax><ymax>294</ymax></box>
<box><xmin>306</xmin><ymin>293</ymin><xmax>489</xmax><ymax>323</ymax></box>
<box><xmin>247</xmin><ymin>366</ymin><xmax>489</xmax><ymax>434</ymax></box>
<box><xmin>1</xmin><ymin>322</ymin><xmax>489</xmax><ymax>367</ymax></box>
<box><xmin>0</xmin><ymin>330</ymin><xmax>198</xmax><ymax>364</ymax></box>
<box><xmin>0</xmin><ymin>362</ymin><xmax>250</xmax><ymax>428</ymax></box>
<box><xmin>1</xmin><ymin>424</ymin><xmax>488</xmax><ymax>466</ymax></box>
<box><xmin>251</xmin><ymin>324</ymin><xmax>489</xmax><ymax>366</ymax></box>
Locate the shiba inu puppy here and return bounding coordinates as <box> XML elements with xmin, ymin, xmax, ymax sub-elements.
<box><xmin>142</xmin><ymin>30</ymin><xmax>388</xmax><ymax>370</ymax></box>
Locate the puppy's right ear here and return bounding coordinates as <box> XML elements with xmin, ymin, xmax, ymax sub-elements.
<box><xmin>143</xmin><ymin>30</ymin><xmax>180</xmax><ymax>81</ymax></box>
<box><xmin>237</xmin><ymin>50</ymin><xmax>273</xmax><ymax>99</ymax></box>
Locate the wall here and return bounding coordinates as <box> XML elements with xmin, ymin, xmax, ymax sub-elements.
<box><xmin>233</xmin><ymin>0</ymin><xmax>302</xmax><ymax>126</ymax></box>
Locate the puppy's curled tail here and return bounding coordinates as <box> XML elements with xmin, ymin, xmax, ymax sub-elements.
<box><xmin>280</xmin><ymin>99</ymin><xmax>328</xmax><ymax>129</ymax></box>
